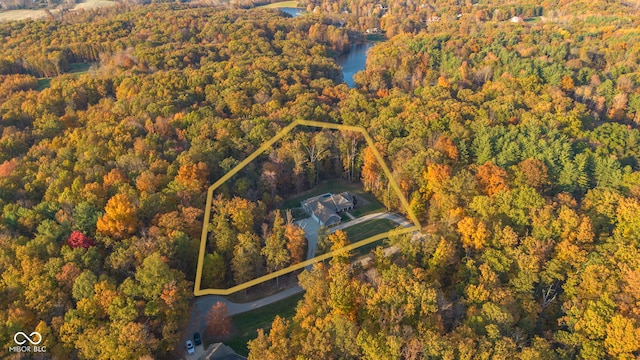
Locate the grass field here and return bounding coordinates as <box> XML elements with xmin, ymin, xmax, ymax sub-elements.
<box><xmin>0</xmin><ymin>0</ymin><xmax>115</xmax><ymax>22</ymax></box>
<box><xmin>366</xmin><ymin>33</ymin><xmax>386</xmax><ymax>42</ymax></box>
<box><xmin>37</xmin><ymin>62</ymin><xmax>96</xmax><ymax>90</ymax></box>
<box><xmin>226</xmin><ymin>293</ymin><xmax>303</xmax><ymax>356</ymax></box>
<box><xmin>343</xmin><ymin>218</ymin><xmax>397</xmax><ymax>243</ymax></box>
<box><xmin>257</xmin><ymin>1</ymin><xmax>301</xmax><ymax>8</ymax></box>
<box><xmin>68</xmin><ymin>62</ymin><xmax>94</xmax><ymax>75</ymax></box>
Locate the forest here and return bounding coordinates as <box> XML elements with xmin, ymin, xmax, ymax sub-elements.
<box><xmin>1</xmin><ymin>0</ymin><xmax>640</xmax><ymax>358</ymax></box>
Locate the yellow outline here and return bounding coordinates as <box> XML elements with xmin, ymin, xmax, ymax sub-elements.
<box><xmin>194</xmin><ymin>120</ymin><xmax>422</xmax><ymax>296</ymax></box>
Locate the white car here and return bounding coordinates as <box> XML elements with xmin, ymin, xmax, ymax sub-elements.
<box><xmin>185</xmin><ymin>340</ymin><xmax>195</xmax><ymax>355</ymax></box>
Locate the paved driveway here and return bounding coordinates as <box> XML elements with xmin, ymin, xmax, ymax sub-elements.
<box><xmin>294</xmin><ymin>218</ymin><xmax>321</xmax><ymax>269</ymax></box>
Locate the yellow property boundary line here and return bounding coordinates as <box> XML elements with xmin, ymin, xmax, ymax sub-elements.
<box><xmin>194</xmin><ymin>120</ymin><xmax>422</xmax><ymax>296</ymax></box>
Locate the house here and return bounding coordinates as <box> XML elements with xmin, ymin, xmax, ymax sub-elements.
<box><xmin>426</xmin><ymin>15</ymin><xmax>440</xmax><ymax>23</ymax></box>
<box><xmin>201</xmin><ymin>342</ymin><xmax>246</xmax><ymax>360</ymax></box>
<box><xmin>510</xmin><ymin>16</ymin><xmax>524</xmax><ymax>23</ymax></box>
<box><xmin>301</xmin><ymin>192</ymin><xmax>355</xmax><ymax>226</ymax></box>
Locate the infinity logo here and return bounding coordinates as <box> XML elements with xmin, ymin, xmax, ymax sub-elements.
<box><xmin>13</xmin><ymin>332</ymin><xmax>42</xmax><ymax>345</ymax></box>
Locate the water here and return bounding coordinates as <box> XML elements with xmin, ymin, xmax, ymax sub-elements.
<box><xmin>280</xmin><ymin>7</ymin><xmax>305</xmax><ymax>17</ymax></box>
<box><xmin>336</xmin><ymin>42</ymin><xmax>375</xmax><ymax>88</ymax></box>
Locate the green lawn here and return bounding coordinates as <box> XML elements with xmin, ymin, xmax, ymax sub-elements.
<box><xmin>257</xmin><ymin>1</ymin><xmax>301</xmax><ymax>8</ymax></box>
<box><xmin>37</xmin><ymin>62</ymin><xmax>96</xmax><ymax>90</ymax></box>
<box><xmin>282</xmin><ymin>179</ymin><xmax>384</xmax><ymax>216</ymax></box>
<box><xmin>343</xmin><ymin>218</ymin><xmax>397</xmax><ymax>243</ymax></box>
<box><xmin>68</xmin><ymin>62</ymin><xmax>94</xmax><ymax>75</ymax></box>
<box><xmin>226</xmin><ymin>293</ymin><xmax>304</xmax><ymax>356</ymax></box>
<box><xmin>366</xmin><ymin>33</ymin><xmax>386</xmax><ymax>42</ymax></box>
<box><xmin>36</xmin><ymin>78</ymin><xmax>51</xmax><ymax>91</ymax></box>
<box><xmin>349</xmin><ymin>201</ymin><xmax>385</xmax><ymax>217</ymax></box>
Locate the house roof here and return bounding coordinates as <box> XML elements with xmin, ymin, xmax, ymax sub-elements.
<box><xmin>310</xmin><ymin>202</ymin><xmax>341</xmax><ymax>225</ymax></box>
<box><xmin>302</xmin><ymin>192</ymin><xmax>353</xmax><ymax>211</ymax></box>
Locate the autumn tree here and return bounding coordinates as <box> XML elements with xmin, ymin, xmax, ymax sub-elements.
<box><xmin>207</xmin><ymin>302</ymin><xmax>231</xmax><ymax>338</ymax></box>
<box><xmin>67</xmin><ymin>230</ymin><xmax>95</xmax><ymax>249</ymax></box>
<box><xmin>362</xmin><ymin>145</ymin><xmax>382</xmax><ymax>192</ymax></box>
<box><xmin>476</xmin><ymin>162</ymin><xmax>509</xmax><ymax>196</ymax></box>
<box><xmin>285</xmin><ymin>215</ymin><xmax>306</xmax><ymax>264</ymax></box>
<box><xmin>263</xmin><ymin>211</ymin><xmax>290</xmax><ymax>286</ymax></box>
<box><xmin>517</xmin><ymin>158</ymin><xmax>550</xmax><ymax>191</ymax></box>
<box><xmin>96</xmin><ymin>193</ymin><xmax>139</xmax><ymax>241</ymax></box>
<box><xmin>232</xmin><ymin>232</ymin><xmax>263</xmax><ymax>285</ymax></box>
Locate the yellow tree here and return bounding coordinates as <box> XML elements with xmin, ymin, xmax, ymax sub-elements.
<box><xmin>96</xmin><ymin>193</ymin><xmax>139</xmax><ymax>240</ymax></box>
<box><xmin>604</xmin><ymin>315</ymin><xmax>640</xmax><ymax>358</ymax></box>
<box><xmin>457</xmin><ymin>216</ymin><xmax>490</xmax><ymax>253</ymax></box>
<box><xmin>362</xmin><ymin>145</ymin><xmax>382</xmax><ymax>192</ymax></box>
<box><xmin>285</xmin><ymin>223</ymin><xmax>306</xmax><ymax>264</ymax></box>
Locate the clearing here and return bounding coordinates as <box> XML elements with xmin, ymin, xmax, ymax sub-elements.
<box><xmin>224</xmin><ymin>293</ymin><xmax>303</xmax><ymax>356</ymax></box>
<box><xmin>0</xmin><ymin>0</ymin><xmax>115</xmax><ymax>22</ymax></box>
<box><xmin>257</xmin><ymin>1</ymin><xmax>301</xmax><ymax>9</ymax></box>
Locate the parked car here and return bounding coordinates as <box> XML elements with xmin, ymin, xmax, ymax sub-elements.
<box><xmin>185</xmin><ymin>340</ymin><xmax>195</xmax><ymax>354</ymax></box>
<box><xmin>193</xmin><ymin>332</ymin><xmax>202</xmax><ymax>346</ymax></box>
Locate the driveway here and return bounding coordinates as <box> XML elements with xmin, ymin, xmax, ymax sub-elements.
<box><xmin>181</xmin><ymin>285</ymin><xmax>304</xmax><ymax>358</ymax></box>
<box><xmin>182</xmin><ymin>212</ymin><xmax>418</xmax><ymax>355</ymax></box>
<box><xmin>330</xmin><ymin>212</ymin><xmax>413</xmax><ymax>233</ymax></box>
<box><xmin>294</xmin><ymin>217</ymin><xmax>321</xmax><ymax>270</ymax></box>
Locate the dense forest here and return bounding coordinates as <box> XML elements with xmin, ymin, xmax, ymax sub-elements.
<box><xmin>1</xmin><ymin>0</ymin><xmax>640</xmax><ymax>358</ymax></box>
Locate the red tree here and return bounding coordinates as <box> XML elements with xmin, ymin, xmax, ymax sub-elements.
<box><xmin>67</xmin><ymin>230</ymin><xmax>95</xmax><ymax>249</ymax></box>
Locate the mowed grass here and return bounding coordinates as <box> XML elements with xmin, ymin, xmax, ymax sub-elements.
<box><xmin>257</xmin><ymin>1</ymin><xmax>301</xmax><ymax>8</ymax></box>
<box><xmin>227</xmin><ymin>293</ymin><xmax>304</xmax><ymax>356</ymax></box>
<box><xmin>343</xmin><ymin>218</ymin><xmax>397</xmax><ymax>243</ymax></box>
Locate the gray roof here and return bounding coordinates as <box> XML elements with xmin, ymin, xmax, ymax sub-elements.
<box><xmin>302</xmin><ymin>192</ymin><xmax>354</xmax><ymax>213</ymax></box>
<box><xmin>202</xmin><ymin>343</ymin><xmax>246</xmax><ymax>360</ymax></box>
<box><xmin>310</xmin><ymin>202</ymin><xmax>341</xmax><ymax>225</ymax></box>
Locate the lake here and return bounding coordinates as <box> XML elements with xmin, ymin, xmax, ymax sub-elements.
<box><xmin>280</xmin><ymin>7</ymin><xmax>305</xmax><ymax>17</ymax></box>
<box><xmin>336</xmin><ymin>42</ymin><xmax>375</xmax><ymax>88</ymax></box>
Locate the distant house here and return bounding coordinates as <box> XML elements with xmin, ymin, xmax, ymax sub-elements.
<box><xmin>510</xmin><ymin>16</ymin><xmax>524</xmax><ymax>23</ymax></box>
<box><xmin>301</xmin><ymin>192</ymin><xmax>355</xmax><ymax>226</ymax></box>
<box><xmin>426</xmin><ymin>15</ymin><xmax>440</xmax><ymax>23</ymax></box>
<box><xmin>365</xmin><ymin>28</ymin><xmax>380</xmax><ymax>34</ymax></box>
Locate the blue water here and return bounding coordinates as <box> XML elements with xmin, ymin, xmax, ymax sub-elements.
<box><xmin>280</xmin><ymin>7</ymin><xmax>305</xmax><ymax>17</ymax></box>
<box><xmin>336</xmin><ymin>42</ymin><xmax>375</xmax><ymax>88</ymax></box>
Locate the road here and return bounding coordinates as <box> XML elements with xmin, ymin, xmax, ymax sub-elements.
<box><xmin>182</xmin><ymin>211</ymin><xmax>418</xmax><ymax>356</ymax></box>
<box><xmin>330</xmin><ymin>211</ymin><xmax>413</xmax><ymax>232</ymax></box>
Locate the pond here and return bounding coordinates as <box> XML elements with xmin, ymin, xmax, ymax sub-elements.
<box><xmin>280</xmin><ymin>7</ymin><xmax>305</xmax><ymax>17</ymax></box>
<box><xmin>336</xmin><ymin>42</ymin><xmax>375</xmax><ymax>88</ymax></box>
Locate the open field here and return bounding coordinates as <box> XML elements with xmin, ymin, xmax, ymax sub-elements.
<box><xmin>257</xmin><ymin>1</ymin><xmax>301</xmax><ymax>8</ymax></box>
<box><xmin>344</xmin><ymin>218</ymin><xmax>397</xmax><ymax>243</ymax></box>
<box><xmin>0</xmin><ymin>0</ymin><xmax>115</xmax><ymax>22</ymax></box>
<box><xmin>74</xmin><ymin>0</ymin><xmax>116</xmax><ymax>10</ymax></box>
<box><xmin>0</xmin><ymin>8</ymin><xmax>53</xmax><ymax>21</ymax></box>
<box><xmin>225</xmin><ymin>293</ymin><xmax>303</xmax><ymax>356</ymax></box>
<box><xmin>37</xmin><ymin>62</ymin><xmax>97</xmax><ymax>90</ymax></box>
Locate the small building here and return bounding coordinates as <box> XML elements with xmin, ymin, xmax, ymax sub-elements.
<box><xmin>426</xmin><ymin>15</ymin><xmax>440</xmax><ymax>23</ymax></box>
<box><xmin>301</xmin><ymin>192</ymin><xmax>355</xmax><ymax>227</ymax></box>
<box><xmin>510</xmin><ymin>16</ymin><xmax>524</xmax><ymax>23</ymax></box>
